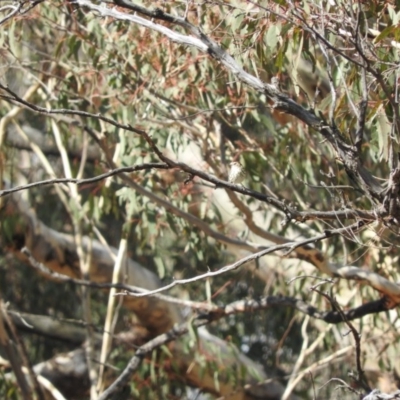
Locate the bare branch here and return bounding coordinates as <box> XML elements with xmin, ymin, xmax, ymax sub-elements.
<box><xmin>0</xmin><ymin>163</ymin><xmax>170</xmax><ymax>198</ymax></box>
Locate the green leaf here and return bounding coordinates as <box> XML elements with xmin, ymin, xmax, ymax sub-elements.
<box><xmin>266</xmin><ymin>24</ymin><xmax>280</xmax><ymax>51</ymax></box>
<box><xmin>374</xmin><ymin>25</ymin><xmax>396</xmax><ymax>43</ymax></box>
<box><xmin>154</xmin><ymin>256</ymin><xmax>165</xmax><ymax>279</ymax></box>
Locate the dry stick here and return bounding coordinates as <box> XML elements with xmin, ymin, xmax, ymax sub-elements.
<box><xmin>283</xmin><ymin>316</ymin><xmax>311</xmax><ymax>399</ymax></box>
<box><xmin>309</xmin><ymin>371</ymin><xmax>317</xmax><ymax>400</ymax></box>
<box><xmin>80</xmin><ymin>246</ymin><xmax>98</xmax><ymax>400</ymax></box>
<box><xmin>21</xmin><ymin>235</ymin><xmax>334</xmax><ymax>293</ymax></box>
<box><xmin>0</xmin><ymin>3</ymin><xmax>22</xmax><ymax>26</ymax></box>
<box><xmin>20</xmin><ymin>246</ymin><xmax>221</xmax><ymax>312</ymax></box>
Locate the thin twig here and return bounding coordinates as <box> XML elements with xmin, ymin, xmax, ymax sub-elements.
<box><xmin>0</xmin><ymin>163</ymin><xmax>169</xmax><ymax>198</ymax></box>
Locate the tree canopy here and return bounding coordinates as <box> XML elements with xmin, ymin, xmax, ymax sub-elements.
<box><xmin>1</xmin><ymin>1</ymin><xmax>400</xmax><ymax>399</ymax></box>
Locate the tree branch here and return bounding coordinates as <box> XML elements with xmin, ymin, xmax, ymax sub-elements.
<box><xmin>0</xmin><ymin>163</ymin><xmax>169</xmax><ymax>198</ymax></box>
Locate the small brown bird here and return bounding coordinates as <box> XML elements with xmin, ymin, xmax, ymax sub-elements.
<box><xmin>228</xmin><ymin>161</ymin><xmax>246</xmax><ymax>185</ymax></box>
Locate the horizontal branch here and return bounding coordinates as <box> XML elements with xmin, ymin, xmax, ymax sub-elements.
<box><xmin>0</xmin><ymin>163</ymin><xmax>169</xmax><ymax>198</ymax></box>
<box><xmin>210</xmin><ymin>296</ymin><xmax>388</xmax><ymax>324</ymax></box>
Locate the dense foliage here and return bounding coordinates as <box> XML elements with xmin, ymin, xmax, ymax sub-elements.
<box><xmin>1</xmin><ymin>1</ymin><xmax>400</xmax><ymax>399</ymax></box>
